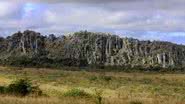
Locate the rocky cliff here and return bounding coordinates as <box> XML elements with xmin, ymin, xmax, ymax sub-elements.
<box><xmin>0</xmin><ymin>30</ymin><xmax>185</xmax><ymax>69</ymax></box>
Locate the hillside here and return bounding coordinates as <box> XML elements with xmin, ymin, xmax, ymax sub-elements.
<box><xmin>0</xmin><ymin>30</ymin><xmax>185</xmax><ymax>70</ymax></box>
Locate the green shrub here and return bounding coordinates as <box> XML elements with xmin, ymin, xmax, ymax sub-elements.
<box><xmin>0</xmin><ymin>86</ymin><xmax>6</xmax><ymax>94</ymax></box>
<box><xmin>6</xmin><ymin>79</ymin><xmax>33</xmax><ymax>96</ymax></box>
<box><xmin>0</xmin><ymin>78</ymin><xmax>42</xmax><ymax>96</ymax></box>
<box><xmin>63</xmin><ymin>88</ymin><xmax>90</xmax><ymax>97</ymax></box>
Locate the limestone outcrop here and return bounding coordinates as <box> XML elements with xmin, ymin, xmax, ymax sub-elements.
<box><xmin>0</xmin><ymin>30</ymin><xmax>185</xmax><ymax>68</ymax></box>
<box><xmin>58</xmin><ymin>31</ymin><xmax>185</xmax><ymax>68</ymax></box>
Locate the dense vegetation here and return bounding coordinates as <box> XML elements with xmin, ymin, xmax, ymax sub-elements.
<box><xmin>0</xmin><ymin>55</ymin><xmax>185</xmax><ymax>72</ymax></box>
<box><xmin>0</xmin><ymin>78</ymin><xmax>42</xmax><ymax>96</ymax></box>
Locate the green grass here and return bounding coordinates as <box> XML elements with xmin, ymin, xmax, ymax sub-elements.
<box><xmin>63</xmin><ymin>88</ymin><xmax>91</xmax><ymax>97</ymax></box>
<box><xmin>0</xmin><ymin>66</ymin><xmax>184</xmax><ymax>104</ymax></box>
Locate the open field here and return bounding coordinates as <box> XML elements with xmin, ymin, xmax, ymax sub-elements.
<box><xmin>0</xmin><ymin>66</ymin><xmax>185</xmax><ymax>104</ymax></box>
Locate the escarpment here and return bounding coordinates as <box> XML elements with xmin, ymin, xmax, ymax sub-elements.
<box><xmin>0</xmin><ymin>30</ymin><xmax>185</xmax><ymax>69</ymax></box>
<box><xmin>59</xmin><ymin>31</ymin><xmax>185</xmax><ymax>68</ymax></box>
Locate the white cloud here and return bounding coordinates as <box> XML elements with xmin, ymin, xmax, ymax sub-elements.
<box><xmin>0</xmin><ymin>1</ymin><xmax>22</xmax><ymax>18</ymax></box>
<box><xmin>0</xmin><ymin>0</ymin><xmax>184</xmax><ymax>44</ymax></box>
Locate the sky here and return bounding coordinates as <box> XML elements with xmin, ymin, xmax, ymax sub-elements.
<box><xmin>0</xmin><ymin>0</ymin><xmax>185</xmax><ymax>44</ymax></box>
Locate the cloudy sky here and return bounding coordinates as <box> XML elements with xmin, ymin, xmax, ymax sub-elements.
<box><xmin>0</xmin><ymin>0</ymin><xmax>185</xmax><ymax>44</ymax></box>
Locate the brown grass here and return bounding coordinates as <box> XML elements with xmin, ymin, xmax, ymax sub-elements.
<box><xmin>0</xmin><ymin>66</ymin><xmax>184</xmax><ymax>104</ymax></box>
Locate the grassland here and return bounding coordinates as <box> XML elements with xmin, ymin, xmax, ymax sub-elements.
<box><xmin>0</xmin><ymin>66</ymin><xmax>185</xmax><ymax>104</ymax></box>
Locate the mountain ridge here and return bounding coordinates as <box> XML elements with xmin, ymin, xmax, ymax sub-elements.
<box><xmin>0</xmin><ymin>30</ymin><xmax>185</xmax><ymax>70</ymax></box>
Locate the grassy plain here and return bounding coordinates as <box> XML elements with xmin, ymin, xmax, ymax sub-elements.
<box><xmin>0</xmin><ymin>66</ymin><xmax>185</xmax><ymax>104</ymax></box>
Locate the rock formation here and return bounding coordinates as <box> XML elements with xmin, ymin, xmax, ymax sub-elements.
<box><xmin>0</xmin><ymin>30</ymin><xmax>185</xmax><ymax>69</ymax></box>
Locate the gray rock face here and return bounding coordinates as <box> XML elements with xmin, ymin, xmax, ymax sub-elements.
<box><xmin>4</xmin><ymin>30</ymin><xmax>46</xmax><ymax>56</ymax></box>
<box><xmin>60</xmin><ymin>31</ymin><xmax>185</xmax><ymax>68</ymax></box>
<box><xmin>0</xmin><ymin>30</ymin><xmax>185</xmax><ymax>68</ymax></box>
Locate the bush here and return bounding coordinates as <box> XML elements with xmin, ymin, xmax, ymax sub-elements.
<box><xmin>6</xmin><ymin>79</ymin><xmax>32</xmax><ymax>96</ymax></box>
<box><xmin>0</xmin><ymin>78</ymin><xmax>42</xmax><ymax>96</ymax></box>
<box><xmin>0</xmin><ymin>86</ymin><xmax>6</xmax><ymax>94</ymax></box>
<box><xmin>63</xmin><ymin>88</ymin><xmax>90</xmax><ymax>97</ymax></box>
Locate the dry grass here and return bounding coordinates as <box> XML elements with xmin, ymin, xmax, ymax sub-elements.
<box><xmin>0</xmin><ymin>96</ymin><xmax>94</xmax><ymax>104</ymax></box>
<box><xmin>0</xmin><ymin>95</ymin><xmax>184</xmax><ymax>104</ymax></box>
<box><xmin>0</xmin><ymin>66</ymin><xmax>185</xmax><ymax>104</ymax></box>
